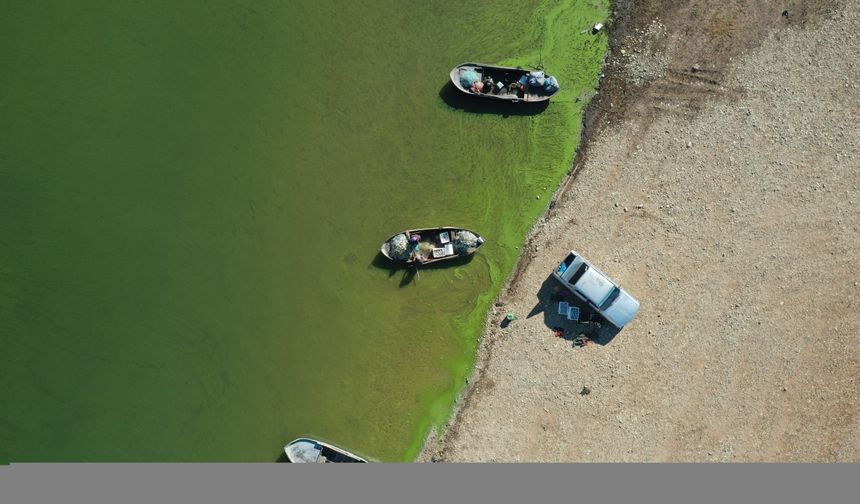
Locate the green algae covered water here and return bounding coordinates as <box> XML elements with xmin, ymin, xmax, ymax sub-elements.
<box><xmin>0</xmin><ymin>0</ymin><xmax>607</xmax><ymax>461</ymax></box>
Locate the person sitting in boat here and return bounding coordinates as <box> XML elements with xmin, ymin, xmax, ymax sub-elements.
<box><xmin>508</xmin><ymin>81</ymin><xmax>525</xmax><ymax>95</ymax></box>
<box><xmin>408</xmin><ymin>234</ymin><xmax>424</xmax><ymax>264</ymax></box>
<box><xmin>469</xmin><ymin>80</ymin><xmax>484</xmax><ymax>94</ymax></box>
<box><xmin>482</xmin><ymin>76</ymin><xmax>494</xmax><ymax>93</ymax></box>
<box><xmin>409</xmin><ymin>248</ymin><xmax>426</xmax><ymax>264</ymax></box>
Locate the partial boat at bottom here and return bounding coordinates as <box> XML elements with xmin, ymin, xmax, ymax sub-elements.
<box><xmin>380</xmin><ymin>227</ymin><xmax>485</xmax><ymax>265</ymax></box>
<box><xmin>284</xmin><ymin>438</ymin><xmax>367</xmax><ymax>463</ymax></box>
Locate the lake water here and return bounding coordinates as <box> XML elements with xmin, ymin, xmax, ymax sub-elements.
<box><xmin>0</xmin><ymin>0</ymin><xmax>607</xmax><ymax>461</ymax></box>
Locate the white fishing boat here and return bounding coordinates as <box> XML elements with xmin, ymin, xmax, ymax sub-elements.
<box><xmin>284</xmin><ymin>438</ymin><xmax>367</xmax><ymax>463</ymax></box>
<box><xmin>450</xmin><ymin>62</ymin><xmax>560</xmax><ymax>103</ymax></box>
<box><xmin>380</xmin><ymin>227</ymin><xmax>485</xmax><ymax>265</ymax></box>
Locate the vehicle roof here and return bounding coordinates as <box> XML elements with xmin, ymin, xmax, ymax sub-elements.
<box><xmin>574</xmin><ymin>267</ymin><xmax>615</xmax><ymax>306</ymax></box>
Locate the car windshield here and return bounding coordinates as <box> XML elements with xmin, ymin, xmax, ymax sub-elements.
<box><xmin>599</xmin><ymin>287</ymin><xmax>621</xmax><ymax>311</ymax></box>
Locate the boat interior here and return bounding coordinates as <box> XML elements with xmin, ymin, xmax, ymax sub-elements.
<box><xmin>461</xmin><ymin>65</ymin><xmax>551</xmax><ymax>102</ymax></box>
<box><xmin>408</xmin><ymin>229</ymin><xmax>458</xmax><ymax>263</ymax></box>
<box><xmin>319</xmin><ymin>446</ymin><xmax>361</xmax><ymax>463</ymax></box>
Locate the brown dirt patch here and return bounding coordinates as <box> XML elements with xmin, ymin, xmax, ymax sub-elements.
<box><xmin>419</xmin><ymin>0</ymin><xmax>858</xmax><ymax>462</ymax></box>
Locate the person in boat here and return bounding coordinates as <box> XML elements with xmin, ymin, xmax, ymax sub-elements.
<box><xmin>508</xmin><ymin>81</ymin><xmax>525</xmax><ymax>95</ymax></box>
<box><xmin>482</xmin><ymin>76</ymin><xmax>494</xmax><ymax>94</ymax></box>
<box><xmin>409</xmin><ymin>248</ymin><xmax>426</xmax><ymax>265</ymax></box>
<box><xmin>408</xmin><ymin>234</ymin><xmax>424</xmax><ymax>264</ymax></box>
<box><xmin>469</xmin><ymin>80</ymin><xmax>484</xmax><ymax>94</ymax></box>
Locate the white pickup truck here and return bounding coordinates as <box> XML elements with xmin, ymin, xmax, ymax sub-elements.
<box><xmin>552</xmin><ymin>250</ymin><xmax>640</xmax><ymax>329</ymax></box>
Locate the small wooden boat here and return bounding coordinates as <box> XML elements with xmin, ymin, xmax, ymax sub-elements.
<box><xmin>449</xmin><ymin>62</ymin><xmax>559</xmax><ymax>103</ymax></box>
<box><xmin>380</xmin><ymin>227</ymin><xmax>485</xmax><ymax>265</ymax></box>
<box><xmin>284</xmin><ymin>438</ymin><xmax>367</xmax><ymax>463</ymax></box>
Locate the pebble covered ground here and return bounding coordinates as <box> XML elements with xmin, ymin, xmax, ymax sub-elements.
<box><xmin>421</xmin><ymin>0</ymin><xmax>859</xmax><ymax>462</ymax></box>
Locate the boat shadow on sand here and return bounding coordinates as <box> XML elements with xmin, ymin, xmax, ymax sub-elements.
<box><xmin>523</xmin><ymin>274</ymin><xmax>622</xmax><ymax>346</ymax></box>
<box><xmin>438</xmin><ymin>82</ymin><xmax>550</xmax><ymax>116</ymax></box>
<box><xmin>371</xmin><ymin>252</ymin><xmax>476</xmax><ymax>287</ymax></box>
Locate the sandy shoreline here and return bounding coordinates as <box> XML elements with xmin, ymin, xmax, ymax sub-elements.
<box><xmin>420</xmin><ymin>0</ymin><xmax>858</xmax><ymax>462</ymax></box>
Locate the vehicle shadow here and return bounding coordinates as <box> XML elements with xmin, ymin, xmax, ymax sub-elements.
<box><xmin>276</xmin><ymin>450</ymin><xmax>290</xmax><ymax>463</ymax></box>
<box><xmin>438</xmin><ymin>82</ymin><xmax>550</xmax><ymax>116</ymax></box>
<box><xmin>526</xmin><ymin>275</ymin><xmax>622</xmax><ymax>346</ymax></box>
<box><xmin>370</xmin><ymin>252</ymin><xmax>475</xmax><ymax>287</ymax></box>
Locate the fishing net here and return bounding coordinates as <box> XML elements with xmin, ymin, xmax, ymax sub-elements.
<box><xmin>387</xmin><ymin>233</ymin><xmax>410</xmax><ymax>261</ymax></box>
<box><xmin>459</xmin><ymin>69</ymin><xmax>480</xmax><ymax>87</ymax></box>
<box><xmin>453</xmin><ymin>231</ymin><xmax>480</xmax><ymax>255</ymax></box>
<box><xmin>544</xmin><ymin>75</ymin><xmax>560</xmax><ymax>93</ymax></box>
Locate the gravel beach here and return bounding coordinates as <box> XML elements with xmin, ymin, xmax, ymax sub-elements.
<box><xmin>420</xmin><ymin>0</ymin><xmax>859</xmax><ymax>462</ymax></box>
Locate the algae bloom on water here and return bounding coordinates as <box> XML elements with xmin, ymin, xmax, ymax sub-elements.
<box><xmin>0</xmin><ymin>0</ymin><xmax>608</xmax><ymax>462</ymax></box>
